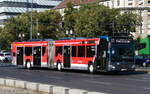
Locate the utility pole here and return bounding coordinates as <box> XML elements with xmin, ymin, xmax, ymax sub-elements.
<box><xmin>139</xmin><ymin>7</ymin><xmax>142</xmax><ymax>34</ymax></box>
<box><xmin>36</xmin><ymin>19</ymin><xmax>39</xmax><ymax>38</ymax></box>
<box><xmin>30</xmin><ymin>0</ymin><xmax>33</xmax><ymax>40</ymax></box>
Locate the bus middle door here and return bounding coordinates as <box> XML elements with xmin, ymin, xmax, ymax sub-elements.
<box><xmin>33</xmin><ymin>46</ymin><xmax>41</xmax><ymax>66</ymax></box>
<box><xmin>63</xmin><ymin>46</ymin><xmax>71</xmax><ymax>68</ymax></box>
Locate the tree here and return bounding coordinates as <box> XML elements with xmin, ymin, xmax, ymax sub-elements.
<box><xmin>38</xmin><ymin>10</ymin><xmax>63</xmax><ymax>39</ymax></box>
<box><xmin>64</xmin><ymin>2</ymin><xmax>139</xmax><ymax>37</ymax></box>
<box><xmin>115</xmin><ymin>12</ymin><xmax>139</xmax><ymax>35</ymax></box>
<box><xmin>64</xmin><ymin>1</ymin><xmax>78</xmax><ymax>37</ymax></box>
<box><xmin>0</xmin><ymin>9</ymin><xmax>63</xmax><ymax>49</ymax></box>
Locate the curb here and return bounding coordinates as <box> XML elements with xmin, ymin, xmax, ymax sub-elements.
<box><xmin>135</xmin><ymin>69</ymin><xmax>150</xmax><ymax>72</ymax></box>
<box><xmin>0</xmin><ymin>78</ymin><xmax>106</xmax><ymax>94</ymax></box>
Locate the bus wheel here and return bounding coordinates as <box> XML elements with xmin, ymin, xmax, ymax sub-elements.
<box><xmin>88</xmin><ymin>64</ymin><xmax>96</xmax><ymax>73</ymax></box>
<box><xmin>57</xmin><ymin>62</ymin><xmax>62</xmax><ymax>71</ymax></box>
<box><xmin>26</xmin><ymin>61</ymin><xmax>31</xmax><ymax>69</ymax></box>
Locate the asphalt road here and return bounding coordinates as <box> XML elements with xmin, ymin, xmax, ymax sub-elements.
<box><xmin>0</xmin><ymin>64</ymin><xmax>150</xmax><ymax>94</ymax></box>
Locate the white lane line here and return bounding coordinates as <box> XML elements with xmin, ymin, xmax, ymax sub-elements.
<box><xmin>144</xmin><ymin>87</ymin><xmax>150</xmax><ymax>90</ymax></box>
<box><xmin>84</xmin><ymin>80</ymin><xmax>112</xmax><ymax>85</ymax></box>
<box><xmin>125</xmin><ymin>78</ymin><xmax>149</xmax><ymax>82</ymax></box>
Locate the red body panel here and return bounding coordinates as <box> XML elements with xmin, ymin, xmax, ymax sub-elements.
<box><xmin>12</xmin><ymin>41</ymin><xmax>48</xmax><ymax>65</ymax></box>
<box><xmin>12</xmin><ymin>38</ymin><xmax>100</xmax><ymax>69</ymax></box>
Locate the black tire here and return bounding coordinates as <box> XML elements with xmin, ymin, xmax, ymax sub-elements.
<box><xmin>88</xmin><ymin>63</ymin><xmax>96</xmax><ymax>74</ymax></box>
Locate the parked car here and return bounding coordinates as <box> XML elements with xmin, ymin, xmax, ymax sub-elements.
<box><xmin>0</xmin><ymin>52</ymin><xmax>12</xmax><ymax>63</ymax></box>
<box><xmin>0</xmin><ymin>50</ymin><xmax>9</xmax><ymax>54</ymax></box>
<box><xmin>135</xmin><ymin>55</ymin><xmax>150</xmax><ymax>67</ymax></box>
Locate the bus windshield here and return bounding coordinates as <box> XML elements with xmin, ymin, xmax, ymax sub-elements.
<box><xmin>111</xmin><ymin>43</ymin><xmax>134</xmax><ymax>62</ymax></box>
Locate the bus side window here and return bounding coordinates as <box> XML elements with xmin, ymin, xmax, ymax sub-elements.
<box><xmin>86</xmin><ymin>46</ymin><xmax>95</xmax><ymax>57</ymax></box>
<box><xmin>25</xmin><ymin>47</ymin><xmax>32</xmax><ymax>56</ymax></box>
<box><xmin>72</xmin><ymin>46</ymin><xmax>76</xmax><ymax>57</ymax></box>
<box><xmin>42</xmin><ymin>47</ymin><xmax>46</xmax><ymax>56</ymax></box>
<box><xmin>78</xmin><ymin>46</ymin><xmax>85</xmax><ymax>57</ymax></box>
<box><xmin>56</xmin><ymin>46</ymin><xmax>62</xmax><ymax>56</ymax></box>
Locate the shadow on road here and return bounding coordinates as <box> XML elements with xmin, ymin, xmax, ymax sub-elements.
<box><xmin>16</xmin><ymin>67</ymin><xmax>149</xmax><ymax>76</ymax></box>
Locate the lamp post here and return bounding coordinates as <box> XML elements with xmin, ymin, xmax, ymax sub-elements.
<box><xmin>30</xmin><ymin>0</ymin><xmax>33</xmax><ymax>40</ymax></box>
<box><xmin>139</xmin><ymin>7</ymin><xmax>142</xmax><ymax>34</ymax></box>
<box><xmin>19</xmin><ymin>33</ymin><xmax>25</xmax><ymax>41</ymax></box>
<box><xmin>66</xmin><ymin>29</ymin><xmax>73</xmax><ymax>37</ymax></box>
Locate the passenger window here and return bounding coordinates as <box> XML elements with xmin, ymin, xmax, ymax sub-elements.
<box><xmin>86</xmin><ymin>46</ymin><xmax>96</xmax><ymax>57</ymax></box>
<box><xmin>78</xmin><ymin>46</ymin><xmax>85</xmax><ymax>57</ymax></box>
<box><xmin>25</xmin><ymin>47</ymin><xmax>32</xmax><ymax>56</ymax></box>
<box><xmin>72</xmin><ymin>46</ymin><xmax>76</xmax><ymax>57</ymax></box>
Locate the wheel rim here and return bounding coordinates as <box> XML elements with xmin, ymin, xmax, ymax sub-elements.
<box><xmin>57</xmin><ymin>63</ymin><xmax>61</xmax><ymax>71</ymax></box>
<box><xmin>27</xmin><ymin>62</ymin><xmax>31</xmax><ymax>69</ymax></box>
<box><xmin>89</xmin><ymin>65</ymin><xmax>94</xmax><ymax>73</ymax></box>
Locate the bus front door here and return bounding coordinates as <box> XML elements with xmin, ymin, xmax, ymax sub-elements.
<box><xmin>63</xmin><ymin>46</ymin><xmax>71</xmax><ymax>68</ymax></box>
<box><xmin>33</xmin><ymin>46</ymin><xmax>41</xmax><ymax>66</ymax></box>
<box><xmin>16</xmin><ymin>47</ymin><xmax>24</xmax><ymax>65</ymax></box>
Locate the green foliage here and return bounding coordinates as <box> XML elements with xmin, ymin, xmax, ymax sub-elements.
<box><xmin>64</xmin><ymin>1</ymin><xmax>78</xmax><ymax>37</ymax></box>
<box><xmin>0</xmin><ymin>10</ymin><xmax>62</xmax><ymax>49</ymax></box>
<box><xmin>75</xmin><ymin>3</ymin><xmax>120</xmax><ymax>37</ymax></box>
<box><xmin>37</xmin><ymin>10</ymin><xmax>63</xmax><ymax>39</ymax></box>
<box><xmin>63</xmin><ymin>2</ymin><xmax>139</xmax><ymax>37</ymax></box>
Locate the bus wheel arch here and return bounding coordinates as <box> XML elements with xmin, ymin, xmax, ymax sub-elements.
<box><xmin>57</xmin><ymin>60</ymin><xmax>62</xmax><ymax>71</ymax></box>
<box><xmin>88</xmin><ymin>62</ymin><xmax>96</xmax><ymax>73</ymax></box>
<box><xmin>26</xmin><ymin>60</ymin><xmax>31</xmax><ymax>69</ymax></box>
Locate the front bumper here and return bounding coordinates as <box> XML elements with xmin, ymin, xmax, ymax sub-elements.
<box><xmin>108</xmin><ymin>62</ymin><xmax>135</xmax><ymax>71</ymax></box>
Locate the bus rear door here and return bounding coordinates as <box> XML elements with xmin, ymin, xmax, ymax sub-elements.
<box><xmin>33</xmin><ymin>46</ymin><xmax>41</xmax><ymax>66</ymax></box>
<box><xmin>16</xmin><ymin>47</ymin><xmax>24</xmax><ymax>65</ymax></box>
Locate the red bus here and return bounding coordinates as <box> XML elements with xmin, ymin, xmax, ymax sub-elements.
<box><xmin>11</xmin><ymin>36</ymin><xmax>135</xmax><ymax>73</ymax></box>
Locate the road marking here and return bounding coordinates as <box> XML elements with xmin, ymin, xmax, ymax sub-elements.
<box><xmin>144</xmin><ymin>87</ymin><xmax>150</xmax><ymax>90</ymax></box>
<box><xmin>125</xmin><ymin>78</ymin><xmax>149</xmax><ymax>82</ymax></box>
<box><xmin>84</xmin><ymin>80</ymin><xmax>112</xmax><ymax>85</ymax></box>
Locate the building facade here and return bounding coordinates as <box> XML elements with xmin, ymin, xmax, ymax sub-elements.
<box><xmin>0</xmin><ymin>0</ymin><xmax>62</xmax><ymax>27</ymax></box>
<box><xmin>54</xmin><ymin>0</ymin><xmax>97</xmax><ymax>16</ymax></box>
<box><xmin>100</xmin><ymin>0</ymin><xmax>150</xmax><ymax>38</ymax></box>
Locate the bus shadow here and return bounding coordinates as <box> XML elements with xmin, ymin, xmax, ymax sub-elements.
<box><xmin>95</xmin><ymin>71</ymin><xmax>149</xmax><ymax>76</ymax></box>
<box><xmin>17</xmin><ymin>67</ymin><xmax>149</xmax><ymax>76</ymax></box>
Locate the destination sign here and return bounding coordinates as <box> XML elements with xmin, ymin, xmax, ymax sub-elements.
<box><xmin>111</xmin><ymin>37</ymin><xmax>133</xmax><ymax>43</ymax></box>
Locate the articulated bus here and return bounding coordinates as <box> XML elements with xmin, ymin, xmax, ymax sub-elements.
<box><xmin>11</xmin><ymin>36</ymin><xmax>135</xmax><ymax>73</ymax></box>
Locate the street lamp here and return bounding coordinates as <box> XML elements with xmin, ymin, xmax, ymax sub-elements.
<box><xmin>139</xmin><ymin>7</ymin><xmax>142</xmax><ymax>34</ymax></box>
<box><xmin>19</xmin><ymin>33</ymin><xmax>25</xmax><ymax>41</ymax></box>
<box><xmin>66</xmin><ymin>29</ymin><xmax>73</xmax><ymax>37</ymax></box>
<box><xmin>30</xmin><ymin>0</ymin><xmax>33</xmax><ymax>40</ymax></box>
